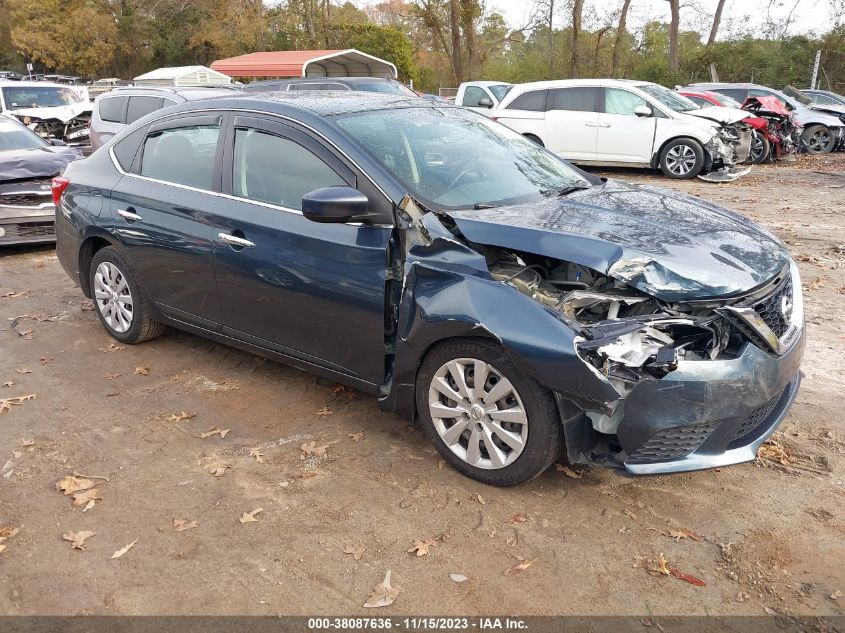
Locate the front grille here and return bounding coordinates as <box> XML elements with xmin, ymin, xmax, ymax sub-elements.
<box><xmin>729</xmin><ymin>390</ymin><xmax>783</xmax><ymax>446</ymax></box>
<box><xmin>753</xmin><ymin>274</ymin><xmax>793</xmax><ymax>338</ymax></box>
<box><xmin>0</xmin><ymin>193</ymin><xmax>51</xmax><ymax>207</ymax></box>
<box><xmin>0</xmin><ymin>221</ymin><xmax>55</xmax><ymax>241</ymax></box>
<box><xmin>627</xmin><ymin>421</ymin><xmax>718</xmax><ymax>464</ymax></box>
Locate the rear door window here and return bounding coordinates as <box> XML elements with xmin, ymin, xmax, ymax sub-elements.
<box><xmin>126</xmin><ymin>96</ymin><xmax>163</xmax><ymax>124</ymax></box>
<box><xmin>550</xmin><ymin>87</ymin><xmax>600</xmax><ymax>112</ymax></box>
<box><xmin>98</xmin><ymin>96</ymin><xmax>127</xmax><ymax>123</ymax></box>
<box><xmin>140</xmin><ymin>124</ymin><xmax>221</xmax><ymax>190</ymax></box>
<box><xmin>506</xmin><ymin>90</ymin><xmax>548</xmax><ymax>111</ymax></box>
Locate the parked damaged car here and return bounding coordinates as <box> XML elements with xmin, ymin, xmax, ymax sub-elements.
<box><xmin>741</xmin><ymin>96</ymin><xmax>802</xmax><ymax>162</ymax></box>
<box><xmin>783</xmin><ymin>85</ymin><xmax>845</xmax><ymax>146</ymax></box>
<box><xmin>0</xmin><ymin>115</ymin><xmax>81</xmax><ymax>245</ymax></box>
<box><xmin>54</xmin><ymin>93</ymin><xmax>804</xmax><ymax>485</ymax></box>
<box><xmin>491</xmin><ymin>79</ymin><xmax>750</xmax><ymax>182</ymax></box>
<box><xmin>0</xmin><ymin>81</ymin><xmax>93</xmax><ymax>147</ymax></box>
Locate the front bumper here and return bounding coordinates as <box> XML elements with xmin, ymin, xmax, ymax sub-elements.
<box><xmin>618</xmin><ymin>327</ymin><xmax>805</xmax><ymax>474</ymax></box>
<box><xmin>0</xmin><ymin>207</ymin><xmax>56</xmax><ymax>245</ymax></box>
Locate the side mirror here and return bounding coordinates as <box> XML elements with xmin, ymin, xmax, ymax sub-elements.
<box><xmin>478</xmin><ymin>97</ymin><xmax>494</xmax><ymax>108</ymax></box>
<box><xmin>302</xmin><ymin>186</ymin><xmax>369</xmax><ymax>224</ymax></box>
<box><xmin>50</xmin><ymin>138</ymin><xmax>67</xmax><ymax>146</ymax></box>
<box><xmin>634</xmin><ymin>105</ymin><xmax>652</xmax><ymax>118</ymax></box>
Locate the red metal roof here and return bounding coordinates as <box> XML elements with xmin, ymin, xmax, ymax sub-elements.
<box><xmin>210</xmin><ymin>49</ymin><xmax>397</xmax><ymax>79</ymax></box>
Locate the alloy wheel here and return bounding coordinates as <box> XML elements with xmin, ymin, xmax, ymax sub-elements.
<box><xmin>665</xmin><ymin>144</ymin><xmax>697</xmax><ymax>175</ymax></box>
<box><xmin>427</xmin><ymin>358</ymin><xmax>528</xmax><ymax>470</ymax></box>
<box><xmin>94</xmin><ymin>261</ymin><xmax>134</xmax><ymax>333</ymax></box>
<box><xmin>749</xmin><ymin>133</ymin><xmax>767</xmax><ymax>162</ymax></box>
<box><xmin>807</xmin><ymin>128</ymin><xmax>833</xmax><ymax>152</ymax></box>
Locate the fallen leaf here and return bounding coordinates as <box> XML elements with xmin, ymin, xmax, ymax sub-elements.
<box><xmin>504</xmin><ymin>558</ymin><xmax>536</xmax><ymax>576</ymax></box>
<box><xmin>72</xmin><ymin>488</ymin><xmax>102</xmax><ymax>508</ymax></box>
<box><xmin>248</xmin><ymin>447</ymin><xmax>265</xmax><ymax>463</ymax></box>
<box><xmin>363</xmin><ymin>570</ymin><xmax>400</xmax><ymax>608</ymax></box>
<box><xmin>15</xmin><ymin>368</ymin><xmax>32</xmax><ymax>374</ymax></box>
<box><xmin>473</xmin><ymin>493</ymin><xmax>485</xmax><ymax>505</ymax></box>
<box><xmin>166</xmin><ymin>411</ymin><xmax>195</xmax><ymax>423</ymax></box>
<box><xmin>648</xmin><ymin>553</ymin><xmax>672</xmax><ymax>576</ymax></box>
<box><xmin>623</xmin><ymin>509</ymin><xmax>638</xmax><ymax>521</ymax></box>
<box><xmin>300</xmin><ymin>441</ymin><xmax>328</xmax><ymax>458</ymax></box>
<box><xmin>510</xmin><ymin>513</ymin><xmax>528</xmax><ymax>523</ymax></box>
<box><xmin>134</xmin><ymin>366</ymin><xmax>149</xmax><ymax>375</ymax></box>
<box><xmin>239</xmin><ymin>508</ymin><xmax>263</xmax><ymax>524</ymax></box>
<box><xmin>506</xmin><ymin>534</ymin><xmax>518</xmax><ymax>547</ymax></box>
<box><xmin>1</xmin><ymin>290</ymin><xmax>28</xmax><ymax>298</ymax></box>
<box><xmin>209</xmin><ymin>465</ymin><xmax>231</xmax><ymax>477</ymax></box>
<box><xmin>0</xmin><ymin>526</ymin><xmax>19</xmax><ymax>553</ymax></box>
<box><xmin>348</xmin><ymin>432</ymin><xmax>364</xmax><ymax>442</ymax></box>
<box><xmin>104</xmin><ymin>373</ymin><xmax>122</xmax><ymax>380</ymax></box>
<box><xmin>56</xmin><ymin>475</ymin><xmax>96</xmax><ymax>495</ymax></box>
<box><xmin>555</xmin><ymin>463</ymin><xmax>582</xmax><ymax>479</ymax></box>
<box><xmin>831</xmin><ymin>590</ymin><xmax>842</xmax><ymax>601</ymax></box>
<box><xmin>2</xmin><ymin>382</ymin><xmax>14</xmax><ymax>388</ymax></box>
<box><xmin>437</xmin><ymin>460</ymin><xmax>445</xmax><ymax>470</ymax></box>
<box><xmin>758</xmin><ymin>440</ymin><xmax>791</xmax><ymax>465</ymax></box>
<box><xmin>0</xmin><ymin>394</ymin><xmax>35</xmax><ymax>415</ymax></box>
<box><xmin>110</xmin><ymin>538</ymin><xmax>139</xmax><ymax>559</ymax></box>
<box><xmin>40</xmin><ymin>357</ymin><xmax>53</xmax><ymax>365</ymax></box>
<box><xmin>20</xmin><ymin>438</ymin><xmax>34</xmax><ymax>447</ymax></box>
<box><xmin>449</xmin><ymin>573</ymin><xmax>468</xmax><ymax>583</ymax></box>
<box><xmin>344</xmin><ymin>544</ymin><xmax>365</xmax><ymax>560</ymax></box>
<box><xmin>98</xmin><ymin>343</ymin><xmax>124</xmax><ymax>353</ymax></box>
<box><xmin>288</xmin><ymin>470</ymin><xmax>318</xmax><ymax>480</ymax></box>
<box><xmin>315</xmin><ymin>406</ymin><xmax>333</xmax><ymax>417</ymax></box>
<box><xmin>195</xmin><ymin>427</ymin><xmax>230</xmax><ymax>439</ymax></box>
<box><xmin>667</xmin><ymin>528</ymin><xmax>704</xmax><ymax>542</ymax></box>
<box><xmin>407</xmin><ymin>538</ymin><xmax>437</xmax><ymax>557</ymax></box>
<box><xmin>173</xmin><ymin>518</ymin><xmax>198</xmax><ymax>532</ymax></box>
<box><xmin>63</xmin><ymin>530</ymin><xmax>95</xmax><ymax>550</ymax></box>
<box><xmin>669</xmin><ymin>567</ymin><xmax>707</xmax><ymax>587</ymax></box>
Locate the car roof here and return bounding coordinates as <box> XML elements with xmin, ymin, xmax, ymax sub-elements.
<box><xmin>0</xmin><ymin>80</ymin><xmax>74</xmax><ymax>88</ymax></box>
<box><xmin>103</xmin><ymin>85</ymin><xmax>240</xmax><ymax>100</ymax></box>
<box><xmin>462</xmin><ymin>80</ymin><xmax>511</xmax><ymax>87</ymax></box>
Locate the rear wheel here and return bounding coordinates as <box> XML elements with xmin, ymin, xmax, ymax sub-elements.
<box><xmin>416</xmin><ymin>339</ymin><xmax>561</xmax><ymax>486</ymax></box>
<box><xmin>89</xmin><ymin>247</ymin><xmax>165</xmax><ymax>344</ymax></box>
<box><xmin>659</xmin><ymin>138</ymin><xmax>705</xmax><ymax>179</ymax></box>
<box><xmin>748</xmin><ymin>131</ymin><xmax>771</xmax><ymax>164</ymax></box>
<box><xmin>802</xmin><ymin>125</ymin><xmax>835</xmax><ymax>153</ymax></box>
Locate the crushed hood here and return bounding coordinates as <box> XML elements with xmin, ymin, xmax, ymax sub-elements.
<box><xmin>447</xmin><ymin>180</ymin><xmax>789</xmax><ymax>301</ymax></box>
<box><xmin>0</xmin><ymin>146</ymin><xmax>81</xmax><ymax>182</ymax></box>
<box><xmin>9</xmin><ymin>103</ymin><xmax>92</xmax><ymax>123</ymax></box>
<box><xmin>743</xmin><ymin>96</ymin><xmax>792</xmax><ymax>118</ymax></box>
<box><xmin>686</xmin><ymin>105</ymin><xmax>750</xmax><ymax>125</ymax></box>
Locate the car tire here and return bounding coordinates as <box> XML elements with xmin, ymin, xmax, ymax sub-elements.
<box><xmin>748</xmin><ymin>131</ymin><xmax>771</xmax><ymax>164</ymax></box>
<box><xmin>523</xmin><ymin>133</ymin><xmax>544</xmax><ymax>147</ymax></box>
<box><xmin>89</xmin><ymin>246</ymin><xmax>165</xmax><ymax>344</ymax></box>
<box><xmin>659</xmin><ymin>138</ymin><xmax>705</xmax><ymax>179</ymax></box>
<box><xmin>415</xmin><ymin>339</ymin><xmax>562</xmax><ymax>486</ymax></box>
<box><xmin>802</xmin><ymin>124</ymin><xmax>835</xmax><ymax>153</ymax></box>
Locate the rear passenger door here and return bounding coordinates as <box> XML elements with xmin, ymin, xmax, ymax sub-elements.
<box><xmin>211</xmin><ymin>114</ymin><xmax>392</xmax><ymax>386</ymax></box>
<box><xmin>110</xmin><ymin>113</ymin><xmax>224</xmax><ymax>327</ymax></box>
<box><xmin>544</xmin><ymin>87</ymin><xmax>600</xmax><ymax>161</ymax></box>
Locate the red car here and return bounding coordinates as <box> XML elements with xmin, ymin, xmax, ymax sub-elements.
<box><xmin>679</xmin><ymin>89</ymin><xmax>772</xmax><ymax>163</ymax></box>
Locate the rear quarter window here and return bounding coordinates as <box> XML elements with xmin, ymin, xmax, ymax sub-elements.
<box><xmin>506</xmin><ymin>90</ymin><xmax>548</xmax><ymax>112</ymax></box>
<box><xmin>98</xmin><ymin>96</ymin><xmax>127</xmax><ymax>123</ymax></box>
<box><xmin>112</xmin><ymin>125</ymin><xmax>147</xmax><ymax>171</ymax></box>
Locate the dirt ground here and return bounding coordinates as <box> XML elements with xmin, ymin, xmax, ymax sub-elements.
<box><xmin>0</xmin><ymin>154</ymin><xmax>843</xmax><ymax>617</ymax></box>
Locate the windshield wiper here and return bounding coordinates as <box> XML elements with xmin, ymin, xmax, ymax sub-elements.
<box><xmin>472</xmin><ymin>202</ymin><xmax>501</xmax><ymax>209</ymax></box>
<box><xmin>544</xmin><ymin>184</ymin><xmax>591</xmax><ymax>197</ymax></box>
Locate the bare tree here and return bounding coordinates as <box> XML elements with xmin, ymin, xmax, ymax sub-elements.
<box><xmin>571</xmin><ymin>0</ymin><xmax>584</xmax><ymax>77</ymax></box>
<box><xmin>665</xmin><ymin>0</ymin><xmax>680</xmax><ymax>71</ymax></box>
<box><xmin>547</xmin><ymin>0</ymin><xmax>555</xmax><ymax>76</ymax></box>
<box><xmin>707</xmin><ymin>0</ymin><xmax>727</xmax><ymax>44</ymax></box>
<box><xmin>611</xmin><ymin>0</ymin><xmax>632</xmax><ymax>77</ymax></box>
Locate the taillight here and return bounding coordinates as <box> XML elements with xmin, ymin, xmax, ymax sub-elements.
<box><xmin>51</xmin><ymin>176</ymin><xmax>70</xmax><ymax>207</ymax></box>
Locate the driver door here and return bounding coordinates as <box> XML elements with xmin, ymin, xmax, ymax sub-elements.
<box><xmin>211</xmin><ymin>115</ymin><xmax>393</xmax><ymax>386</ymax></box>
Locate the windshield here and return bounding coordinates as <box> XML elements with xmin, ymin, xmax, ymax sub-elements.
<box><xmin>2</xmin><ymin>85</ymin><xmax>83</xmax><ymax>108</ymax></box>
<box><xmin>639</xmin><ymin>84</ymin><xmax>698</xmax><ymax>112</ymax></box>
<box><xmin>489</xmin><ymin>84</ymin><xmax>512</xmax><ymax>101</ymax></box>
<box><xmin>782</xmin><ymin>85</ymin><xmax>812</xmax><ymax>106</ymax></box>
<box><xmin>0</xmin><ymin>117</ymin><xmax>49</xmax><ymax>151</ymax></box>
<box><xmin>336</xmin><ymin>106</ymin><xmax>591</xmax><ymax>210</ymax></box>
<box><xmin>709</xmin><ymin>92</ymin><xmax>742</xmax><ymax>109</ymax></box>
<box><xmin>358</xmin><ymin>81</ymin><xmax>418</xmax><ymax>97</ymax></box>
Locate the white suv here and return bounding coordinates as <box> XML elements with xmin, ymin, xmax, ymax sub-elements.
<box><xmin>492</xmin><ymin>79</ymin><xmax>751</xmax><ymax>181</ymax></box>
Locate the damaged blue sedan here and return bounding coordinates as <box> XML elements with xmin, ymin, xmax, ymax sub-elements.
<box><xmin>54</xmin><ymin>93</ymin><xmax>805</xmax><ymax>486</ymax></box>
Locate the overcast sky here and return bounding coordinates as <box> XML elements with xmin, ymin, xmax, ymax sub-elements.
<box><xmin>486</xmin><ymin>0</ymin><xmax>836</xmax><ymax>38</ymax></box>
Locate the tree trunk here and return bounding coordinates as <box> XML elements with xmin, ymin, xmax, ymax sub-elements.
<box><xmin>460</xmin><ymin>0</ymin><xmax>476</xmax><ymax>80</ymax></box>
<box><xmin>611</xmin><ymin>0</ymin><xmax>632</xmax><ymax>77</ymax></box>
<box><xmin>570</xmin><ymin>0</ymin><xmax>583</xmax><ymax>78</ymax></box>
<box><xmin>665</xmin><ymin>0</ymin><xmax>680</xmax><ymax>71</ymax></box>
<box><xmin>449</xmin><ymin>0</ymin><xmax>464</xmax><ymax>83</ymax></box>
<box><xmin>547</xmin><ymin>0</ymin><xmax>555</xmax><ymax>76</ymax></box>
<box><xmin>594</xmin><ymin>25</ymin><xmax>610</xmax><ymax>73</ymax></box>
<box><xmin>707</xmin><ymin>0</ymin><xmax>726</xmax><ymax>44</ymax></box>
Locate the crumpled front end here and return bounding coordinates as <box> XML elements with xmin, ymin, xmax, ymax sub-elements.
<box><xmin>16</xmin><ymin>114</ymin><xmax>91</xmax><ymax>147</ymax></box>
<box><xmin>699</xmin><ymin>130</ymin><xmax>752</xmax><ymax>182</ymax></box>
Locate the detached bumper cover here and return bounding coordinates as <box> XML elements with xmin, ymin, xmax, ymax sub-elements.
<box><xmin>619</xmin><ymin>327</ymin><xmax>805</xmax><ymax>474</ymax></box>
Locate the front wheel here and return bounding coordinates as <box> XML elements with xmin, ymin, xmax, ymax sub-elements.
<box><xmin>802</xmin><ymin>125</ymin><xmax>835</xmax><ymax>153</ymax></box>
<box><xmin>89</xmin><ymin>246</ymin><xmax>165</xmax><ymax>344</ymax></box>
<box><xmin>416</xmin><ymin>339</ymin><xmax>562</xmax><ymax>486</ymax></box>
<box><xmin>659</xmin><ymin>138</ymin><xmax>705</xmax><ymax>179</ymax></box>
<box><xmin>748</xmin><ymin>131</ymin><xmax>771</xmax><ymax>164</ymax></box>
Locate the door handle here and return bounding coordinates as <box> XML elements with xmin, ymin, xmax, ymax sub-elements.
<box><xmin>117</xmin><ymin>209</ymin><xmax>142</xmax><ymax>222</ymax></box>
<box><xmin>218</xmin><ymin>232</ymin><xmax>255</xmax><ymax>248</ymax></box>
<box><xmin>599</xmin><ymin>123</ymin><xmax>612</xmax><ymax>128</ymax></box>
<box><xmin>584</xmin><ymin>122</ymin><xmax>600</xmax><ymax>127</ymax></box>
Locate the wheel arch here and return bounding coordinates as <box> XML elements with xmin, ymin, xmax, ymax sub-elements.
<box><xmin>650</xmin><ymin>134</ymin><xmax>707</xmax><ymax>169</ymax></box>
<box><xmin>78</xmin><ymin>230</ymin><xmax>121</xmax><ymax>298</ymax></box>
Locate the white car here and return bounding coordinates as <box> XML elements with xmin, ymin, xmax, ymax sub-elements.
<box><xmin>455</xmin><ymin>81</ymin><xmax>513</xmax><ymax>115</ymax></box>
<box><xmin>491</xmin><ymin>79</ymin><xmax>751</xmax><ymax>181</ymax></box>
<box><xmin>0</xmin><ymin>80</ymin><xmax>92</xmax><ymax>147</ymax></box>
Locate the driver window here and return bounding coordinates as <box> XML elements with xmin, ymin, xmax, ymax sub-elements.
<box><xmin>463</xmin><ymin>87</ymin><xmax>487</xmax><ymax>107</ymax></box>
<box><xmin>232</xmin><ymin>128</ymin><xmax>346</xmax><ymax>210</ymax></box>
<box><xmin>604</xmin><ymin>88</ymin><xmax>649</xmax><ymax>116</ymax></box>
